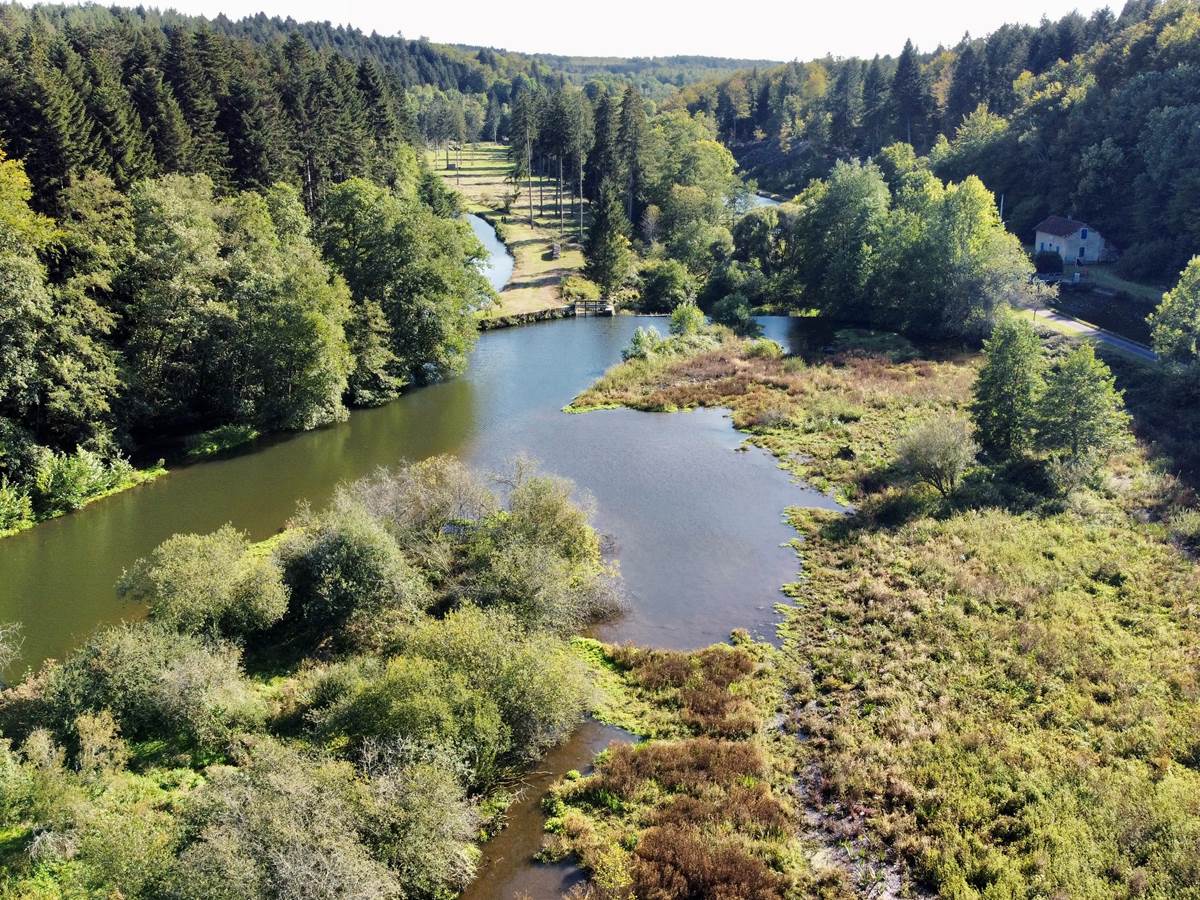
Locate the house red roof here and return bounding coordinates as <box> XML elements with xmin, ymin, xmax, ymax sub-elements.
<box><xmin>1035</xmin><ymin>215</ymin><xmax>1089</xmax><ymax>237</ymax></box>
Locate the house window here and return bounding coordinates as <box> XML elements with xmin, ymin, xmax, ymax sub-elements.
<box><xmin>1081</xmin><ymin>228</ymin><xmax>1088</xmax><ymax>240</ymax></box>
<box><xmin>1078</xmin><ymin>246</ymin><xmax>1086</xmax><ymax>259</ymax></box>
<box><xmin>1039</xmin><ymin>242</ymin><xmax>1045</xmax><ymax>251</ymax></box>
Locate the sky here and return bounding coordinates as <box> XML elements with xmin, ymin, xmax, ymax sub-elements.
<box><xmin>67</xmin><ymin>0</ymin><xmax>1117</xmax><ymax>60</ymax></box>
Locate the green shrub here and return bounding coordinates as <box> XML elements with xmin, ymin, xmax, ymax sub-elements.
<box><xmin>711</xmin><ymin>292</ymin><xmax>756</xmax><ymax>335</ymax></box>
<box><xmin>331</xmin><ymin>457</ymin><xmax>497</xmax><ymax>575</ymax></box>
<box><xmin>638</xmin><ymin>259</ymin><xmax>694</xmax><ymax>313</ymax></box>
<box><xmin>1034</xmin><ymin>250</ymin><xmax>1064</xmax><ymax>274</ymax></box>
<box><xmin>30</xmin><ymin>447</ymin><xmax>133</xmax><ymax>516</ymax></box>
<box><xmin>171</xmin><ymin>738</ymin><xmax>401</xmax><ymax>900</ymax></box>
<box><xmin>393</xmin><ymin>608</ymin><xmax>591</xmax><ymax>766</ymax></box>
<box><xmin>117</xmin><ymin>525</ymin><xmax>288</xmax><ymax>638</ymax></box>
<box><xmin>310</xmin><ymin>655</ymin><xmax>506</xmax><ymax>785</ymax></box>
<box><xmin>281</xmin><ymin>504</ymin><xmax>432</xmax><ymax>631</ymax></box>
<box><xmin>45</xmin><ymin>623</ymin><xmax>261</xmax><ymax>750</ymax></box>
<box><xmin>362</xmin><ymin>745</ymin><xmax>481</xmax><ymax>898</ymax></box>
<box><xmin>184</xmin><ymin>424</ymin><xmax>260</xmax><ymax>460</ymax></box>
<box><xmin>744</xmin><ymin>338</ymin><xmax>783</xmax><ymax>359</ymax></box>
<box><xmin>622</xmin><ymin>326</ymin><xmax>666</xmax><ymax>361</ymax></box>
<box><xmin>0</xmin><ymin>478</ymin><xmax>32</xmax><ymax>531</ymax></box>
<box><xmin>560</xmin><ymin>274</ymin><xmax>601</xmax><ymax>302</ymax></box>
<box><xmin>669</xmin><ymin>302</ymin><xmax>706</xmax><ymax>336</ymax></box>
<box><xmin>898</xmin><ymin>416</ymin><xmax>978</xmax><ymax>496</ymax></box>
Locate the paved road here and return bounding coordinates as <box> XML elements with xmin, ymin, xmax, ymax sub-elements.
<box><xmin>1030</xmin><ymin>307</ymin><xmax>1158</xmax><ymax>363</ymax></box>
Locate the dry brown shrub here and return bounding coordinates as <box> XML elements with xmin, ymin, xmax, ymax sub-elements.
<box><xmin>630</xmin><ymin>649</ymin><xmax>694</xmax><ymax>691</ymax></box>
<box><xmin>630</xmin><ymin>825</ymin><xmax>785</xmax><ymax>900</ymax></box>
<box><xmin>696</xmin><ymin>646</ymin><xmax>755</xmax><ymax>687</ymax></box>
<box><xmin>595</xmin><ymin>738</ymin><xmax>766</xmax><ymax>798</ymax></box>
<box><xmin>651</xmin><ymin>784</ymin><xmax>791</xmax><ymax>836</ymax></box>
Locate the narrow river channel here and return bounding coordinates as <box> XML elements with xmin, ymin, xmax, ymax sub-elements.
<box><xmin>0</xmin><ymin>213</ymin><xmax>837</xmax><ymax>898</ymax></box>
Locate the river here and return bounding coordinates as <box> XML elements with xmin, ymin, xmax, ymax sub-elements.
<box><xmin>0</xmin><ymin>214</ymin><xmax>835</xmax><ymax>898</ymax></box>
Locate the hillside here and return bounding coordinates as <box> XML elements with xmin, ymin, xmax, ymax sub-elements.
<box><xmin>675</xmin><ymin>0</ymin><xmax>1198</xmax><ymax>280</ymax></box>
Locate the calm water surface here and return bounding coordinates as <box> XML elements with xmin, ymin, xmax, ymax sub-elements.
<box><xmin>467</xmin><ymin>213</ymin><xmax>515</xmax><ymax>291</ymax></box>
<box><xmin>0</xmin><ymin>315</ymin><xmax>836</xmax><ymax>670</ymax></box>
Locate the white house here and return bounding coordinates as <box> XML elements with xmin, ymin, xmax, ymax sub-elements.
<box><xmin>1034</xmin><ymin>216</ymin><xmax>1109</xmax><ymax>264</ymax></box>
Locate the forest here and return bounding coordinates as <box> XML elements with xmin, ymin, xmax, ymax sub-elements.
<box><xmin>0</xmin><ymin>5</ymin><xmax>499</xmax><ymax>533</ymax></box>
<box><xmin>676</xmin><ymin>0</ymin><xmax>1199</xmax><ymax>279</ymax></box>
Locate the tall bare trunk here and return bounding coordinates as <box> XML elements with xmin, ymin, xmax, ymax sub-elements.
<box><xmin>558</xmin><ymin>155</ymin><xmax>564</xmax><ymax>239</ymax></box>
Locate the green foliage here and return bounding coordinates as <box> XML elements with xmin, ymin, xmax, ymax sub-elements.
<box><xmin>45</xmin><ymin>622</ymin><xmax>261</xmax><ymax>750</ymax></box>
<box><xmin>714</xmin><ymin>157</ymin><xmax>1033</xmax><ymax>340</ymax></box>
<box><xmin>317</xmin><ymin>177</ymin><xmax>490</xmax><ymax>385</ymax></box>
<box><xmin>638</xmin><ymin>258</ymin><xmax>694</xmax><ymax>312</ymax></box>
<box><xmin>559</xmin><ymin>274</ymin><xmax>601</xmax><ymax>302</ymax></box>
<box><xmin>623</xmin><ymin>327</ymin><xmax>667</xmax><ymax>361</ymax></box>
<box><xmin>117</xmin><ymin>525</ymin><xmax>288</xmax><ymax>638</ymax></box>
<box><xmin>0</xmin><ymin>479</ymin><xmax>33</xmax><ymax>533</ymax></box>
<box><xmin>29</xmin><ymin>447</ymin><xmax>134</xmax><ymax>517</ymax></box>
<box><xmin>1036</xmin><ymin>344</ymin><xmax>1131</xmax><ymax>464</ymax></box>
<box><xmin>971</xmin><ymin>313</ymin><xmax>1044</xmax><ymax>459</ymax></box>
<box><xmin>171</xmin><ymin>738</ymin><xmax>402</xmax><ymax>900</ymax></box>
<box><xmin>669</xmin><ymin>302</ymin><xmax>706</xmax><ymax>336</ymax></box>
<box><xmin>1034</xmin><ymin>249</ymin><xmax>1065</xmax><ymax>275</ymax></box>
<box><xmin>184</xmin><ymin>424</ymin><xmax>260</xmax><ymax>460</ymax></box>
<box><xmin>393</xmin><ymin>608</ymin><xmax>591</xmax><ymax>766</ymax></box>
<box><xmin>280</xmin><ymin>503</ymin><xmax>432</xmax><ymax>638</ymax></box>
<box><xmin>1149</xmin><ymin>256</ymin><xmax>1200</xmax><ymax>363</ymax></box>
<box><xmin>898</xmin><ymin>415</ymin><xmax>978</xmax><ymax>496</ymax></box>
<box><xmin>584</xmin><ymin>181</ymin><xmax>635</xmax><ymax>297</ymax></box>
<box><xmin>310</xmin><ymin>654</ymin><xmax>506</xmax><ymax>785</ymax></box>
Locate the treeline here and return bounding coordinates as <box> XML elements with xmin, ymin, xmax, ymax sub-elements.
<box><xmin>679</xmin><ymin>0</ymin><xmax>1199</xmax><ymax>277</ymax></box>
<box><xmin>0</xmin><ymin>4</ymin><xmax>421</xmax><ymax>210</ymax></box>
<box><xmin>0</xmin><ymin>457</ymin><xmax>622</xmax><ymax>898</ymax></box>
<box><xmin>0</xmin><ymin>149</ymin><xmax>488</xmax><ymax>532</ymax></box>
<box><xmin>704</xmin><ymin>146</ymin><xmax>1036</xmax><ymax>340</ymax></box>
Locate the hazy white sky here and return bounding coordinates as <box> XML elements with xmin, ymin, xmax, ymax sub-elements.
<box><xmin>96</xmin><ymin>0</ymin><xmax>1117</xmax><ymax>59</ymax></box>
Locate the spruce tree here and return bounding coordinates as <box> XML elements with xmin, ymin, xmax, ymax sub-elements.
<box><xmin>890</xmin><ymin>39</ymin><xmax>935</xmax><ymax>150</ymax></box>
<box><xmin>130</xmin><ymin>69</ymin><xmax>193</xmax><ymax>174</ymax></box>
<box><xmin>85</xmin><ymin>57</ymin><xmax>153</xmax><ymax>186</ymax></box>
<box><xmin>616</xmin><ymin>84</ymin><xmax>646</xmax><ymax>223</ymax></box>
<box><xmin>584</xmin><ymin>180</ymin><xmax>634</xmax><ymax>299</ymax></box>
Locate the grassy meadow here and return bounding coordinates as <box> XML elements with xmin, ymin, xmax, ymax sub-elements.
<box><xmin>429</xmin><ymin>143</ymin><xmax>588</xmax><ymax>319</ymax></box>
